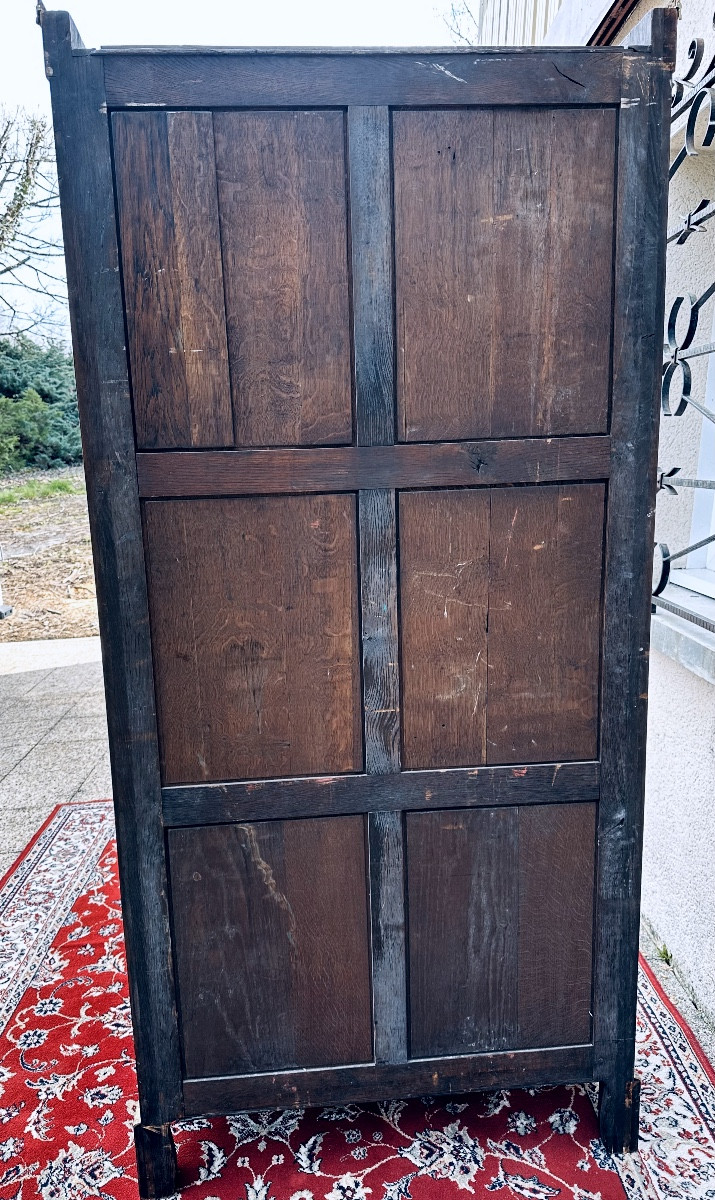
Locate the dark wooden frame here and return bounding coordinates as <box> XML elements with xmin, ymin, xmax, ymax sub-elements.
<box><xmin>41</xmin><ymin>9</ymin><xmax>674</xmax><ymax>1194</ymax></box>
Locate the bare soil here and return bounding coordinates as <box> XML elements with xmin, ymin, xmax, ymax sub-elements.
<box><xmin>0</xmin><ymin>467</ymin><xmax>99</xmax><ymax>642</ymax></box>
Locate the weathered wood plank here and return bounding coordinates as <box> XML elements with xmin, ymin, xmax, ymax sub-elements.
<box><xmin>399</xmin><ymin>490</ymin><xmax>489</xmax><ymax>769</ymax></box>
<box><xmin>136</xmin><ymin>436</ymin><xmax>612</xmax><ymax>497</ymax></box>
<box><xmin>112</xmin><ymin>110</ymin><xmax>233</xmax><ymax>449</ymax></box>
<box><xmin>40</xmin><ymin>10</ymin><xmax>183</xmax><ymax>1127</ymax></box>
<box><xmin>183</xmin><ymin>1044</ymin><xmax>594</xmax><ymax>1115</ymax></box>
<box><xmin>168</xmin><ymin>817</ymin><xmax>373</xmax><ymax>1077</ymax></box>
<box><xmin>486</xmin><ymin>484</ymin><xmax>605</xmax><ymax>764</ymax></box>
<box><xmin>407</xmin><ymin>807</ymin><xmax>519</xmax><ymax>1056</ymax></box>
<box><xmin>393</xmin><ymin>108</ymin><xmax>615</xmax><ymax>441</ymax></box>
<box><xmin>348</xmin><ymin>108</ymin><xmax>394</xmax><ymax>448</ymax></box>
<box><xmin>594</xmin><ymin>18</ymin><xmax>675</xmax><ymax>1153</ymax></box>
<box><xmin>143</xmin><ymin>496</ymin><xmax>363</xmax><ymax>784</ymax></box>
<box><xmin>161</xmin><ymin>760</ymin><xmax>601</xmax><ymax>826</ymax></box>
<box><xmin>213</xmin><ymin>110</ymin><xmax>352</xmax><ymax>447</ymax></box>
<box><xmin>102</xmin><ymin>49</ymin><xmax>624</xmax><ymax>108</ymax></box>
<box><xmin>368</xmin><ymin>811</ymin><xmax>407</xmax><ymax>1064</ymax></box>
<box><xmin>359</xmin><ymin>491</ymin><xmax>400</xmax><ymax>773</ymax></box>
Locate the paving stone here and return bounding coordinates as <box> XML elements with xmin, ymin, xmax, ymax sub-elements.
<box><xmin>27</xmin><ymin>661</ymin><xmax>105</xmax><ymax>698</ymax></box>
<box><xmin>0</xmin><ymin>669</ymin><xmax>53</xmax><ymax>703</ymax></box>
<box><xmin>0</xmin><ymin>739</ymin><xmax>107</xmax><ymax>809</ymax></box>
<box><xmin>0</xmin><ymin>742</ymin><xmax>37</xmax><ymax>782</ymax></box>
<box><xmin>2</xmin><ymin>700</ymin><xmax>74</xmax><ymax>743</ymax></box>
<box><xmin>40</xmin><ymin>713</ymin><xmax>109</xmax><ymax>746</ymax></box>
<box><xmin>72</xmin><ymin>754</ymin><xmax>113</xmax><ymax>802</ymax></box>
<box><xmin>0</xmin><ymin>803</ymin><xmax>57</xmax><ymax>857</ymax></box>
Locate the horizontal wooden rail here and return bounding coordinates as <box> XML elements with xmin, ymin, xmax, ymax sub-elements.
<box><xmin>183</xmin><ymin>1043</ymin><xmax>594</xmax><ymax>1114</ymax></box>
<box><xmin>162</xmin><ymin>761</ymin><xmax>600</xmax><ymax>826</ymax></box>
<box><xmin>103</xmin><ymin>49</ymin><xmax>623</xmax><ymax>109</ymax></box>
<box><xmin>137</xmin><ymin>437</ymin><xmax>611</xmax><ymax>499</ymax></box>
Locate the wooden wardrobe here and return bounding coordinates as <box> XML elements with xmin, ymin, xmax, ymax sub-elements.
<box><xmin>41</xmin><ymin>8</ymin><xmax>675</xmax><ymax>1195</ymax></box>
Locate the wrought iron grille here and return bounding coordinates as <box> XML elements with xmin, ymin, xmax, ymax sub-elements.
<box><xmin>654</xmin><ymin>34</ymin><xmax>715</xmax><ymax>635</ymax></box>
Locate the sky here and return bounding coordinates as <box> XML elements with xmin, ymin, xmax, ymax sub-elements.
<box><xmin>2</xmin><ymin>0</ymin><xmax>458</xmax><ymax>120</ymax></box>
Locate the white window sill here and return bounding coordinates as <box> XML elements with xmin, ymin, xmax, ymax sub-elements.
<box><xmin>651</xmin><ymin>581</ymin><xmax>715</xmax><ymax>687</ymax></box>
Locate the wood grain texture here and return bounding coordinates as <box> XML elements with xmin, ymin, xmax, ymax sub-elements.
<box><xmin>368</xmin><ymin>811</ymin><xmax>407</xmax><ymax>1063</ymax></box>
<box><xmin>136</xmin><ymin>436</ymin><xmax>612</xmax><ymax>497</ymax></box>
<box><xmin>161</xmin><ymin>760</ymin><xmax>601</xmax><ymax>825</ymax></box>
<box><xmin>102</xmin><ymin>49</ymin><xmax>624</xmax><ymax>109</ymax></box>
<box><xmin>407</xmin><ymin>803</ymin><xmax>596</xmax><ymax>1058</ymax></box>
<box><xmin>40</xmin><ymin>12</ymin><xmax>184</xmax><ymax>1126</ymax></box>
<box><xmin>407</xmin><ymin>808</ymin><xmax>518</xmax><ymax>1057</ymax></box>
<box><xmin>518</xmin><ymin>803</ymin><xmax>596</xmax><ymax>1047</ymax></box>
<box><xmin>400</xmin><ymin>490</ymin><xmax>489</xmax><ymax>769</ymax></box>
<box><xmin>112</xmin><ymin>111</ymin><xmax>232</xmax><ymax>450</ymax></box>
<box><xmin>393</xmin><ymin>108</ymin><xmax>615</xmax><ymax>441</ymax></box>
<box><xmin>360</xmin><ymin>491</ymin><xmax>400</xmax><ymax>773</ymax></box>
<box><xmin>143</xmin><ymin>495</ymin><xmax>362</xmax><ymax>783</ymax></box>
<box><xmin>349</xmin><ymin>108</ymin><xmax>394</xmax><ymax>447</ymax></box>
<box><xmin>184</xmin><ymin>1044</ymin><xmax>594</xmax><ymax>1115</ymax></box>
<box><xmin>169</xmin><ymin>816</ymin><xmax>372</xmax><ymax>1077</ymax></box>
<box><xmin>487</xmin><ymin>484</ymin><xmax>605</xmax><ymax>764</ymax></box>
<box><xmin>214</xmin><ymin>111</ymin><xmax>352</xmax><ymax>447</ymax></box>
<box><xmin>594</xmin><ymin>22</ymin><xmax>675</xmax><ymax>1153</ymax></box>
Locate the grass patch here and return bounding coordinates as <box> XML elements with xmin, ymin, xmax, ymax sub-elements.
<box><xmin>657</xmin><ymin>943</ymin><xmax>674</xmax><ymax>967</ymax></box>
<box><xmin>0</xmin><ymin>477</ymin><xmax>84</xmax><ymax>507</ymax></box>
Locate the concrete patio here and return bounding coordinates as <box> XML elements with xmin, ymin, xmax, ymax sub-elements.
<box><xmin>0</xmin><ymin>636</ymin><xmax>111</xmax><ymax>879</ymax></box>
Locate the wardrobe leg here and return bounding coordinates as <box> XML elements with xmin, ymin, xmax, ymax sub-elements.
<box><xmin>598</xmin><ymin>1075</ymin><xmax>641</xmax><ymax>1155</ymax></box>
<box><xmin>134</xmin><ymin>1122</ymin><xmax>178</xmax><ymax>1198</ymax></box>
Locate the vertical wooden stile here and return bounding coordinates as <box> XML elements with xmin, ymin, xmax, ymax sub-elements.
<box><xmin>594</xmin><ymin>9</ymin><xmax>675</xmax><ymax>1153</ymax></box>
<box><xmin>39</xmin><ymin>8</ymin><xmax>183</xmax><ymax>1148</ymax></box>
<box><xmin>348</xmin><ymin>106</ymin><xmax>407</xmax><ymax>1065</ymax></box>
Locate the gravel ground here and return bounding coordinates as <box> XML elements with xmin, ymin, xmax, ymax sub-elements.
<box><xmin>0</xmin><ymin>466</ymin><xmax>98</xmax><ymax>642</ymax></box>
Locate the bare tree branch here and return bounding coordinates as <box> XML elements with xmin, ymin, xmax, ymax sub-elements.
<box><xmin>444</xmin><ymin>1</ymin><xmax>483</xmax><ymax>45</ymax></box>
<box><xmin>0</xmin><ymin>107</ymin><xmax>68</xmax><ymax>338</ymax></box>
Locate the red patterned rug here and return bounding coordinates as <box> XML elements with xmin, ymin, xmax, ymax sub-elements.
<box><xmin>1</xmin><ymin>802</ymin><xmax>714</xmax><ymax>1200</ymax></box>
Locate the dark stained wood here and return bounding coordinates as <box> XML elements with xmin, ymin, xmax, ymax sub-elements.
<box><xmin>134</xmin><ymin>1125</ymin><xmax>177</xmax><ymax>1200</ymax></box>
<box><xmin>407</xmin><ymin>803</ymin><xmax>596</xmax><ymax>1059</ymax></box>
<box><xmin>394</xmin><ymin>110</ymin><xmax>494</xmax><ymax>442</ymax></box>
<box><xmin>368</xmin><ymin>811</ymin><xmax>407</xmax><ymax>1063</ymax></box>
<box><xmin>393</xmin><ymin>108</ymin><xmax>615</xmax><ymax>441</ymax></box>
<box><xmin>102</xmin><ymin>48</ymin><xmax>624</xmax><ymax>109</ymax></box>
<box><xmin>486</xmin><ymin>484</ymin><xmax>605</xmax><ymax>764</ymax></box>
<box><xmin>213</xmin><ymin>111</ymin><xmax>352</xmax><ymax>447</ymax></box>
<box><xmin>400</xmin><ymin>490</ymin><xmax>489</xmax><ymax>769</ymax></box>
<box><xmin>360</xmin><ymin>491</ymin><xmax>400</xmax><ymax>772</ymax></box>
<box><xmin>183</xmin><ymin>1044</ymin><xmax>594</xmax><ymax>1115</ymax></box>
<box><xmin>143</xmin><ymin>495</ymin><xmax>362</xmax><ymax>783</ymax></box>
<box><xmin>407</xmin><ymin>808</ymin><xmax>518</xmax><ymax>1056</ymax></box>
<box><xmin>46</xmin><ymin>11</ymin><xmax>674</xmax><ymax>1162</ymax></box>
<box><xmin>594</xmin><ymin>10</ymin><xmax>676</xmax><ymax>1155</ymax></box>
<box><xmin>358</xmin><ymin>491</ymin><xmax>406</xmax><ymax>1064</ymax></box>
<box><xmin>40</xmin><ymin>11</ymin><xmax>184</xmax><ymax>1134</ymax></box>
<box><xmin>161</xmin><ymin>760</ymin><xmax>601</xmax><ymax>825</ymax></box>
<box><xmin>518</xmin><ymin>803</ymin><xmax>596</xmax><ymax>1048</ymax></box>
<box><xmin>112</xmin><ymin>111</ymin><xmax>233</xmax><ymax>450</ymax></box>
<box><xmin>490</xmin><ymin>108</ymin><xmax>615</xmax><ymax>438</ymax></box>
<box><xmin>169</xmin><ymin>817</ymin><xmax>373</xmax><ymax>1077</ymax></box>
<box><xmin>348</xmin><ymin>108</ymin><xmax>394</xmax><ymax>448</ymax></box>
<box><xmin>136</xmin><ymin>435</ymin><xmax>612</xmax><ymax>497</ymax></box>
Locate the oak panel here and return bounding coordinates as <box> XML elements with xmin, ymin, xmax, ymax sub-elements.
<box><xmin>214</xmin><ymin>110</ymin><xmax>353</xmax><ymax>447</ymax></box>
<box><xmin>143</xmin><ymin>495</ymin><xmax>362</xmax><ymax>783</ymax></box>
<box><xmin>518</xmin><ymin>802</ymin><xmax>596</xmax><ymax>1047</ymax></box>
<box><xmin>487</xmin><ymin>484</ymin><xmax>605</xmax><ymax>764</ymax></box>
<box><xmin>407</xmin><ymin>803</ymin><xmax>596</xmax><ymax>1058</ymax></box>
<box><xmin>393</xmin><ymin>108</ymin><xmax>615</xmax><ymax>441</ymax></box>
<box><xmin>407</xmin><ymin>807</ymin><xmax>518</xmax><ymax>1057</ymax></box>
<box><xmin>400</xmin><ymin>490</ymin><xmax>489</xmax><ymax>769</ymax></box>
<box><xmin>112</xmin><ymin>111</ymin><xmax>233</xmax><ymax>449</ymax></box>
<box><xmin>169</xmin><ymin>816</ymin><xmax>372</xmax><ymax>1077</ymax></box>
